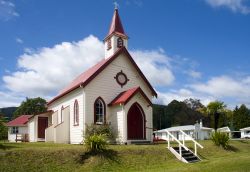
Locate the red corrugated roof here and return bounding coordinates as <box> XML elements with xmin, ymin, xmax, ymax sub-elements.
<box><xmin>109</xmin><ymin>87</ymin><xmax>152</xmax><ymax>106</ymax></box>
<box><xmin>6</xmin><ymin>115</ymin><xmax>33</xmax><ymax>127</ymax></box>
<box><xmin>47</xmin><ymin>47</ymin><xmax>157</xmax><ymax>105</ymax></box>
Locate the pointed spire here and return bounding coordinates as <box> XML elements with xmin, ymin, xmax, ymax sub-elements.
<box><xmin>107</xmin><ymin>8</ymin><xmax>127</xmax><ymax>37</ymax></box>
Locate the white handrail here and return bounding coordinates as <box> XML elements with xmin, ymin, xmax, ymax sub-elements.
<box><xmin>155</xmin><ymin>129</ymin><xmax>204</xmax><ymax>158</ymax></box>
<box><xmin>166</xmin><ymin>130</ymin><xmax>188</xmax><ymax>150</ymax></box>
<box><xmin>179</xmin><ymin>130</ymin><xmax>204</xmax><ymax>148</ymax></box>
<box><xmin>179</xmin><ymin>130</ymin><xmax>203</xmax><ymax>156</ymax></box>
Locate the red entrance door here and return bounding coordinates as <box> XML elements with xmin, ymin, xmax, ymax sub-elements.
<box><xmin>38</xmin><ymin>117</ymin><xmax>48</xmax><ymax>139</ymax></box>
<box><xmin>127</xmin><ymin>103</ymin><xmax>145</xmax><ymax>140</ymax></box>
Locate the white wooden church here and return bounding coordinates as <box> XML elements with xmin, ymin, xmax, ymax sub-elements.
<box><xmin>7</xmin><ymin>8</ymin><xmax>157</xmax><ymax>144</ymax></box>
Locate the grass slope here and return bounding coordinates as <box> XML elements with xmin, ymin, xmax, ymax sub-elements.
<box><xmin>0</xmin><ymin>140</ymin><xmax>250</xmax><ymax>172</ymax></box>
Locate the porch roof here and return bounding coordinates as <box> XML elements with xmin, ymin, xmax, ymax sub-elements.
<box><xmin>108</xmin><ymin>87</ymin><xmax>152</xmax><ymax>106</ymax></box>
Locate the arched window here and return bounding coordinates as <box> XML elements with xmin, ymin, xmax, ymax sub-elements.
<box><xmin>107</xmin><ymin>38</ymin><xmax>112</xmax><ymax>50</ymax></box>
<box><xmin>74</xmin><ymin>100</ymin><xmax>79</xmax><ymax>126</ymax></box>
<box><xmin>117</xmin><ymin>37</ymin><xmax>123</xmax><ymax>48</ymax></box>
<box><xmin>94</xmin><ymin>97</ymin><xmax>106</xmax><ymax>124</ymax></box>
<box><xmin>61</xmin><ymin>106</ymin><xmax>64</xmax><ymax>123</ymax></box>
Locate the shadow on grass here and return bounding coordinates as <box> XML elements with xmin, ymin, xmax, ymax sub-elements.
<box><xmin>227</xmin><ymin>145</ymin><xmax>239</xmax><ymax>152</ymax></box>
<box><xmin>239</xmin><ymin>140</ymin><xmax>250</xmax><ymax>144</ymax></box>
<box><xmin>0</xmin><ymin>143</ymin><xmax>19</xmax><ymax>150</ymax></box>
<box><xmin>77</xmin><ymin>149</ymin><xmax>120</xmax><ymax>164</ymax></box>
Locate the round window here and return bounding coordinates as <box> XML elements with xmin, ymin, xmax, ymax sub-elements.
<box><xmin>114</xmin><ymin>70</ymin><xmax>129</xmax><ymax>87</ymax></box>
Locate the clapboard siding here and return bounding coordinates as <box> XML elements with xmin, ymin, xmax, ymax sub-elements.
<box><xmin>84</xmin><ymin>53</ymin><xmax>153</xmax><ymax>141</ymax></box>
<box><xmin>48</xmin><ymin>88</ymin><xmax>84</xmax><ymax>144</ymax></box>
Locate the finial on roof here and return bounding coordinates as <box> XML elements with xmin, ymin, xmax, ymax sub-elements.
<box><xmin>106</xmin><ymin>4</ymin><xmax>126</xmax><ymax>37</ymax></box>
<box><xmin>114</xmin><ymin>1</ymin><xmax>119</xmax><ymax>10</ymax></box>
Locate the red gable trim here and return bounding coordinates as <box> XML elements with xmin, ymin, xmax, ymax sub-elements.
<box><xmin>108</xmin><ymin>87</ymin><xmax>152</xmax><ymax>106</ymax></box>
<box><xmin>47</xmin><ymin>47</ymin><xmax>157</xmax><ymax>105</ymax></box>
<box><xmin>6</xmin><ymin>115</ymin><xmax>33</xmax><ymax>127</ymax></box>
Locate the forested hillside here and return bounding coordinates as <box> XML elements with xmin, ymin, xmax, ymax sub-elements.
<box><xmin>0</xmin><ymin>107</ymin><xmax>17</xmax><ymax>121</ymax></box>
<box><xmin>153</xmin><ymin>100</ymin><xmax>210</xmax><ymax>130</ymax></box>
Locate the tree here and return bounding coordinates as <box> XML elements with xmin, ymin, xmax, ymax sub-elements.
<box><xmin>200</xmin><ymin>101</ymin><xmax>226</xmax><ymax>130</ymax></box>
<box><xmin>0</xmin><ymin>115</ymin><xmax>8</xmax><ymax>140</ymax></box>
<box><xmin>153</xmin><ymin>100</ymin><xmax>210</xmax><ymax>130</ymax></box>
<box><xmin>183</xmin><ymin>98</ymin><xmax>204</xmax><ymax>111</ymax></box>
<box><xmin>13</xmin><ymin>97</ymin><xmax>47</xmax><ymax>118</ymax></box>
<box><xmin>233</xmin><ymin>104</ymin><xmax>250</xmax><ymax>131</ymax></box>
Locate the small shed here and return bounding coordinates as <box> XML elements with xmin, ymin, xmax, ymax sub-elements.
<box><xmin>217</xmin><ymin>126</ymin><xmax>232</xmax><ymax>138</ymax></box>
<box><xmin>240</xmin><ymin>127</ymin><xmax>250</xmax><ymax>138</ymax></box>
<box><xmin>6</xmin><ymin>115</ymin><xmax>32</xmax><ymax>142</ymax></box>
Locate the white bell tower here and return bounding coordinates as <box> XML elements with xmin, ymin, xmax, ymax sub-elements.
<box><xmin>104</xmin><ymin>7</ymin><xmax>128</xmax><ymax>59</ymax></box>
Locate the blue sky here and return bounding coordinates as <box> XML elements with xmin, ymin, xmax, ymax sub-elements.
<box><xmin>1</xmin><ymin>0</ymin><xmax>250</xmax><ymax>108</ymax></box>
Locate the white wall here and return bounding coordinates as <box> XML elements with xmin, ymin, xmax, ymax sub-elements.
<box><xmin>28</xmin><ymin>112</ymin><xmax>52</xmax><ymax>142</ymax></box>
<box><xmin>155</xmin><ymin>129</ymin><xmax>212</xmax><ymax>141</ymax></box>
<box><xmin>54</xmin><ymin>106</ymin><xmax>70</xmax><ymax>143</ymax></box>
<box><xmin>155</xmin><ymin>131</ymin><xmax>194</xmax><ymax>141</ymax></box>
<box><xmin>48</xmin><ymin>51</ymin><xmax>154</xmax><ymax>144</ymax></box>
<box><xmin>48</xmin><ymin>88</ymin><xmax>84</xmax><ymax>144</ymax></box>
<box><xmin>8</xmin><ymin>126</ymin><xmax>28</xmax><ymax>142</ymax></box>
<box><xmin>28</xmin><ymin>118</ymin><xmax>36</xmax><ymax>142</ymax></box>
<box><xmin>84</xmin><ymin>53</ymin><xmax>154</xmax><ymax>142</ymax></box>
<box><xmin>200</xmin><ymin>130</ymin><xmax>212</xmax><ymax>140</ymax></box>
<box><xmin>241</xmin><ymin>130</ymin><xmax>250</xmax><ymax>138</ymax></box>
<box><xmin>105</xmin><ymin>35</ymin><xmax>128</xmax><ymax>59</ymax></box>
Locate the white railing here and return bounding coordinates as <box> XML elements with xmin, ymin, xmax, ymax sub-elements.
<box><xmin>164</xmin><ymin>130</ymin><xmax>189</xmax><ymax>158</ymax></box>
<box><xmin>179</xmin><ymin>130</ymin><xmax>203</xmax><ymax>156</ymax></box>
<box><xmin>159</xmin><ymin>129</ymin><xmax>204</xmax><ymax>158</ymax></box>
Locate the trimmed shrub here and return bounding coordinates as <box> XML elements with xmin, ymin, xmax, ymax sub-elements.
<box><xmin>211</xmin><ymin>132</ymin><xmax>229</xmax><ymax>149</ymax></box>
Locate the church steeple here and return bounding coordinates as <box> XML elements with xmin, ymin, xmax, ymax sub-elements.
<box><xmin>104</xmin><ymin>8</ymin><xmax>128</xmax><ymax>59</ymax></box>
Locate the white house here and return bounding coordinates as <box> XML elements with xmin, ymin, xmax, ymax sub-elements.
<box><xmin>240</xmin><ymin>127</ymin><xmax>250</xmax><ymax>138</ymax></box>
<box><xmin>217</xmin><ymin>126</ymin><xmax>232</xmax><ymax>138</ymax></box>
<box><xmin>6</xmin><ymin>115</ymin><xmax>32</xmax><ymax>142</ymax></box>
<box><xmin>154</xmin><ymin>121</ymin><xmax>213</xmax><ymax>141</ymax></box>
<box><xmin>41</xmin><ymin>8</ymin><xmax>157</xmax><ymax>144</ymax></box>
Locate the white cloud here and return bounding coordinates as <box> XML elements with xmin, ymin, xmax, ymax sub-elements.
<box><xmin>205</xmin><ymin>0</ymin><xmax>250</xmax><ymax>14</ymax></box>
<box><xmin>154</xmin><ymin>89</ymin><xmax>214</xmax><ymax>106</ymax></box>
<box><xmin>16</xmin><ymin>37</ymin><xmax>23</xmax><ymax>44</ymax></box>
<box><xmin>0</xmin><ymin>91</ymin><xmax>23</xmax><ymax>108</ymax></box>
<box><xmin>131</xmin><ymin>49</ymin><xmax>175</xmax><ymax>87</ymax></box>
<box><xmin>2</xmin><ymin>35</ymin><xmax>175</xmax><ymax>107</ymax></box>
<box><xmin>0</xmin><ymin>0</ymin><xmax>19</xmax><ymax>21</ymax></box>
<box><xmin>186</xmin><ymin>70</ymin><xmax>202</xmax><ymax>79</ymax></box>
<box><xmin>190</xmin><ymin>75</ymin><xmax>250</xmax><ymax>98</ymax></box>
<box><xmin>3</xmin><ymin>35</ymin><xmax>104</xmax><ymax>99</ymax></box>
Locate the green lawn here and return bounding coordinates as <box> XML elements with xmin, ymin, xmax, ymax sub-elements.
<box><xmin>0</xmin><ymin>140</ymin><xmax>250</xmax><ymax>172</ymax></box>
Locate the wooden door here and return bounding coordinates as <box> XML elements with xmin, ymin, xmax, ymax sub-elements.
<box><xmin>127</xmin><ymin>103</ymin><xmax>145</xmax><ymax>140</ymax></box>
<box><xmin>38</xmin><ymin>117</ymin><xmax>48</xmax><ymax>139</ymax></box>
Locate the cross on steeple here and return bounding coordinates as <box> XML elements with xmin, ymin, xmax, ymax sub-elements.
<box><xmin>114</xmin><ymin>1</ymin><xmax>119</xmax><ymax>9</ymax></box>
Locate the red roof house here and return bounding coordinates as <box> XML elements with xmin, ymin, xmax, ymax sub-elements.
<box><xmin>6</xmin><ymin>115</ymin><xmax>33</xmax><ymax>127</ymax></box>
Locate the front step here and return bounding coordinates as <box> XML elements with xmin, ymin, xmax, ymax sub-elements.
<box><xmin>171</xmin><ymin>147</ymin><xmax>200</xmax><ymax>163</ymax></box>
